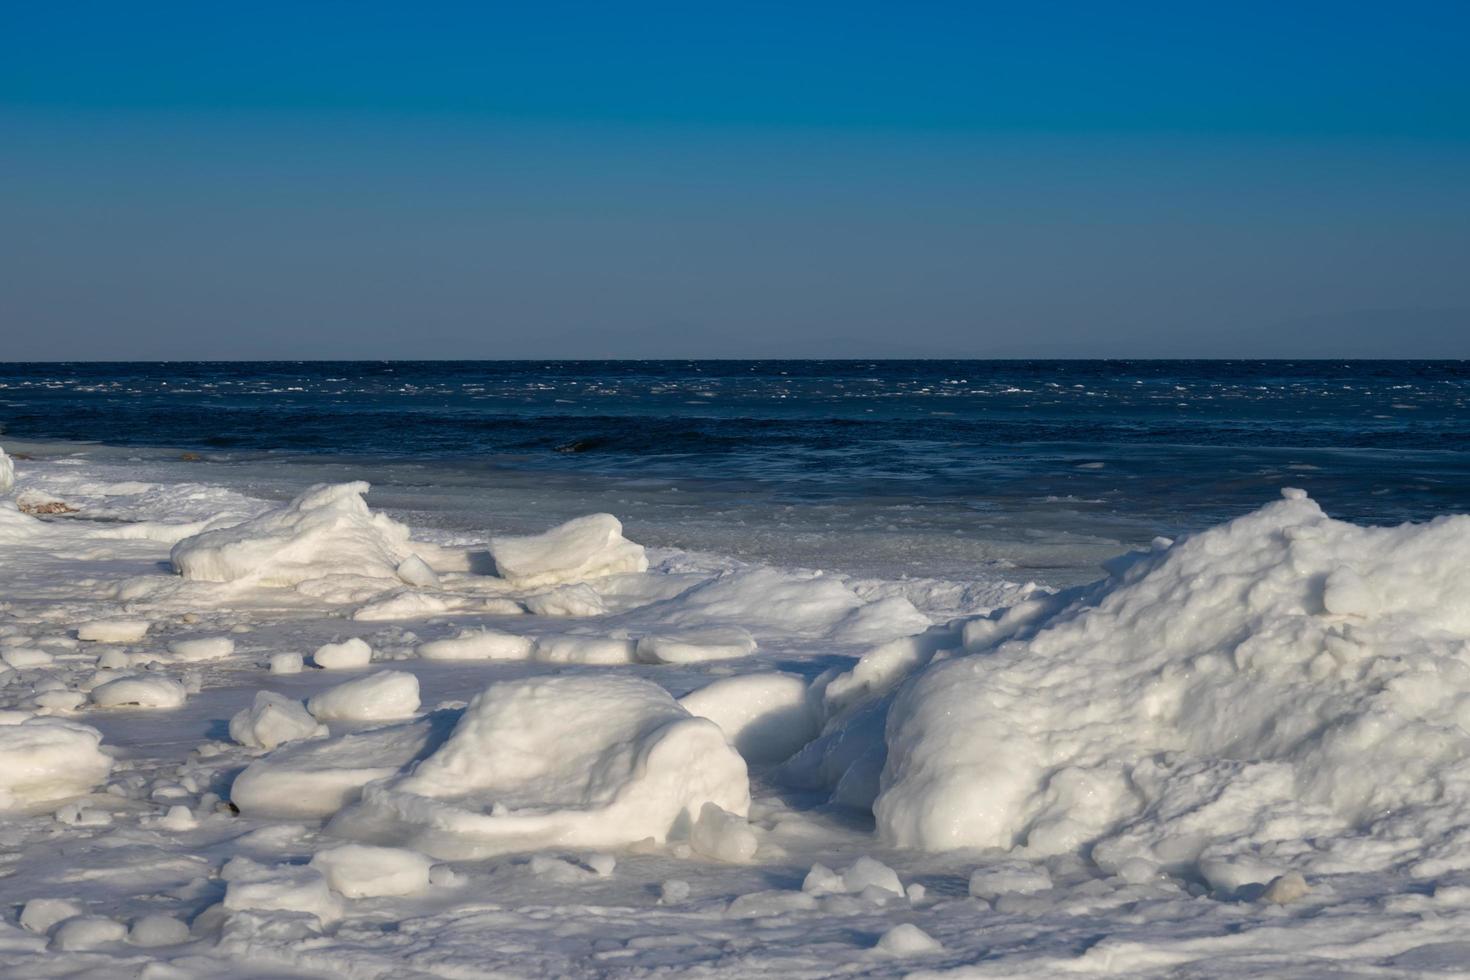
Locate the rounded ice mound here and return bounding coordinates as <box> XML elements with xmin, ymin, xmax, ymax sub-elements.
<box><xmin>0</xmin><ymin>718</ymin><xmax>112</xmax><ymax>809</ymax></box>
<box><xmin>875</xmin><ymin>491</ymin><xmax>1470</xmax><ymax>881</ymax></box>
<box><xmin>307</xmin><ymin>671</ymin><xmax>420</xmax><ymax>723</ymax></box>
<box><xmin>329</xmin><ymin>675</ymin><xmax>749</xmax><ymax>858</ymax></box>
<box><xmin>89</xmin><ymin>675</ymin><xmax>187</xmax><ymax>710</ymax></box>
<box><xmin>488</xmin><ymin>514</ymin><xmax>647</xmax><ymax>589</ymax></box>
<box><xmin>170</xmin><ymin>482</ymin><xmax>414</xmax><ymax>587</ymax></box>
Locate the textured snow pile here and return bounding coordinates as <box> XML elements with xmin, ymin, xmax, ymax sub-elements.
<box><xmin>230</xmin><ymin>692</ymin><xmax>327</xmax><ymax>750</ymax></box>
<box><xmin>0</xmin><ymin>719</ymin><xmax>112</xmax><ymax>809</ymax></box>
<box><xmin>875</xmin><ymin>490</ymin><xmax>1470</xmax><ymax>883</ymax></box>
<box><xmin>170</xmin><ymin>481</ymin><xmax>419</xmax><ymax>588</ymax></box>
<box><xmin>330</xmin><ymin>675</ymin><xmax>749</xmax><ymax>858</ymax></box>
<box><xmin>488</xmin><ymin>513</ymin><xmax>648</xmax><ymax>589</ymax></box>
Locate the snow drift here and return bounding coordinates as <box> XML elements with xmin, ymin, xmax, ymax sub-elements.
<box><xmin>329</xmin><ymin>675</ymin><xmax>749</xmax><ymax>858</ymax></box>
<box><xmin>871</xmin><ymin>489</ymin><xmax>1470</xmax><ymax>883</ymax></box>
<box><xmin>170</xmin><ymin>482</ymin><xmax>419</xmax><ymax>588</ymax></box>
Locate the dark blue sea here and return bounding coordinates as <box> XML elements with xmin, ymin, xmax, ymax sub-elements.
<box><xmin>3</xmin><ymin>360</ymin><xmax>1467</xmax><ymax>583</ymax></box>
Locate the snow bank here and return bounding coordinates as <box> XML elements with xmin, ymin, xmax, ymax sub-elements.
<box><xmin>330</xmin><ymin>675</ymin><xmax>749</xmax><ymax>858</ymax></box>
<box><xmin>170</xmin><ymin>482</ymin><xmax>413</xmax><ymax>588</ymax></box>
<box><xmin>874</xmin><ymin>490</ymin><xmax>1470</xmax><ymax>883</ymax></box>
<box><xmin>489</xmin><ymin>513</ymin><xmax>647</xmax><ymax>589</ymax></box>
<box><xmin>307</xmin><ymin>671</ymin><xmax>420</xmax><ymax>723</ymax></box>
<box><xmin>0</xmin><ymin>719</ymin><xmax>112</xmax><ymax>809</ymax></box>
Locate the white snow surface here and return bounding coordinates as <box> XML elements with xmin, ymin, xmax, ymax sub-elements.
<box><xmin>5</xmin><ymin>449</ymin><xmax>1470</xmax><ymax>978</ymax></box>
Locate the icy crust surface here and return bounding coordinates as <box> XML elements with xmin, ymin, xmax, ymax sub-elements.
<box><xmin>877</xmin><ymin>489</ymin><xmax>1470</xmax><ymax>884</ymax></box>
<box><xmin>330</xmin><ymin>675</ymin><xmax>750</xmax><ymax>858</ymax></box>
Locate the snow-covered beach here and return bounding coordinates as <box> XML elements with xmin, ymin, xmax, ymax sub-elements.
<box><xmin>3</xmin><ymin>435</ymin><xmax>1470</xmax><ymax>978</ymax></box>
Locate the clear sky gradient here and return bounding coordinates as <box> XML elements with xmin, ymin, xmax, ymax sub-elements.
<box><xmin>3</xmin><ymin>1</ymin><xmax>1468</xmax><ymax>358</ymax></box>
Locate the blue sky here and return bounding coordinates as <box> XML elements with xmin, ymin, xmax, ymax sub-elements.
<box><xmin>3</xmin><ymin>1</ymin><xmax>1468</xmax><ymax>358</ymax></box>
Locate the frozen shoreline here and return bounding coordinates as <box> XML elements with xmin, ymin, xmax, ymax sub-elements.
<box><xmin>2</xmin><ymin>441</ymin><xmax>1469</xmax><ymax>977</ymax></box>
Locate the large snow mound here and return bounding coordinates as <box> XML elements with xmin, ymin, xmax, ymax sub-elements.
<box><xmin>170</xmin><ymin>482</ymin><xmax>415</xmax><ymax>588</ymax></box>
<box><xmin>330</xmin><ymin>675</ymin><xmax>749</xmax><ymax>858</ymax></box>
<box><xmin>488</xmin><ymin>513</ymin><xmax>647</xmax><ymax>589</ymax></box>
<box><xmin>875</xmin><ymin>490</ymin><xmax>1470</xmax><ymax>882</ymax></box>
<box><xmin>0</xmin><ymin>719</ymin><xmax>112</xmax><ymax>809</ymax></box>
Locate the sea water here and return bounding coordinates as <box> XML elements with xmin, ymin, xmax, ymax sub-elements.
<box><xmin>2</xmin><ymin>359</ymin><xmax>1466</xmax><ymax>584</ymax></box>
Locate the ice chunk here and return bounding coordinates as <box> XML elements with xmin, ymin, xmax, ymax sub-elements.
<box><xmin>1262</xmin><ymin>871</ymin><xmax>1310</xmax><ymax>904</ymax></box>
<box><xmin>417</xmin><ymin>628</ymin><xmax>533</xmax><ymax>661</ymax></box>
<box><xmin>231</xmin><ymin>717</ymin><xmax>440</xmax><ymax>818</ymax></box>
<box><xmin>689</xmin><ymin>802</ymin><xmax>758</xmax><ymax>863</ymax></box>
<box><xmin>77</xmin><ymin>619</ymin><xmax>150</xmax><ymax>643</ymax></box>
<box><xmin>524</xmin><ymin>583</ymin><xmax>607</xmax><ymax>617</ymax></box>
<box><xmin>532</xmin><ymin>634</ymin><xmax>636</xmax><ymax>664</ymax></box>
<box><xmin>310</xmin><ymin>844</ymin><xmax>433</xmax><ymax>898</ymax></box>
<box><xmin>167</xmin><ymin>636</ymin><xmax>235</xmax><ymax>662</ymax></box>
<box><xmin>0</xmin><ymin>719</ymin><xmax>112</xmax><ymax>809</ymax></box>
<box><xmin>2</xmin><ymin>647</ymin><xmax>53</xmax><ymax>669</ymax></box>
<box><xmin>307</xmin><ymin>671</ymin><xmax>420</xmax><ymax>723</ymax></box>
<box><xmin>313</xmin><ymin>637</ymin><xmax>372</xmax><ymax>669</ymax></box>
<box><xmin>636</xmin><ymin>627</ymin><xmax>757</xmax><ymax>664</ymax></box>
<box><xmin>0</xmin><ymin>446</ymin><xmax>13</xmax><ymax>494</ymax></box>
<box><xmin>489</xmin><ymin>513</ymin><xmax>647</xmax><ymax>589</ymax></box>
<box><xmin>395</xmin><ymin>554</ymin><xmax>440</xmax><ymax>588</ymax></box>
<box><xmin>20</xmin><ymin>898</ymin><xmax>84</xmax><ymax>933</ymax></box>
<box><xmin>229</xmin><ymin>691</ymin><xmax>325</xmax><ymax>750</ymax></box>
<box><xmin>269</xmin><ymin>652</ymin><xmax>303</xmax><ymax>674</ymax></box>
<box><xmin>128</xmin><ymin>913</ymin><xmax>189</xmax><ymax>947</ymax></box>
<box><xmin>171</xmin><ymin>482</ymin><xmax>412</xmax><ymax>587</ymax></box>
<box><xmin>51</xmin><ymin>916</ymin><xmax>126</xmax><ymax>951</ymax></box>
<box><xmin>329</xmin><ymin>675</ymin><xmax>749</xmax><ymax>858</ymax></box>
<box><xmin>968</xmin><ymin>862</ymin><xmax>1052</xmax><ymax>900</ymax></box>
<box><xmin>875</xmin><ymin>923</ymin><xmax>942</xmax><ymax>956</ymax></box>
<box><xmin>221</xmin><ymin>857</ymin><xmax>341</xmax><ymax>925</ymax></box>
<box><xmin>90</xmin><ymin>675</ymin><xmax>187</xmax><ymax>710</ymax></box>
<box><xmin>679</xmin><ymin>672</ymin><xmax>818</xmax><ymax>764</ymax></box>
<box><xmin>841</xmin><ymin>856</ymin><xmax>904</xmax><ymax>897</ymax></box>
